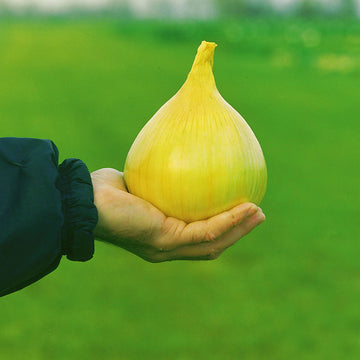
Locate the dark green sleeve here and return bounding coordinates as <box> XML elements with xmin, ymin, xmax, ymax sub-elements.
<box><xmin>0</xmin><ymin>137</ymin><xmax>98</xmax><ymax>297</ymax></box>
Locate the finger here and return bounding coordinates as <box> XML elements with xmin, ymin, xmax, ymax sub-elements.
<box><xmin>210</xmin><ymin>208</ymin><xmax>266</xmax><ymax>252</ymax></box>
<box><xmin>92</xmin><ymin>168</ymin><xmax>127</xmax><ymax>191</ymax></box>
<box><xmin>179</xmin><ymin>210</ymin><xmax>265</xmax><ymax>260</ymax></box>
<box><xmin>163</xmin><ymin>202</ymin><xmax>258</xmax><ymax>249</ymax></box>
<box><xmin>157</xmin><ymin>209</ymin><xmax>265</xmax><ymax>261</ymax></box>
<box><xmin>104</xmin><ymin>169</ymin><xmax>127</xmax><ymax>191</ymax></box>
<box><xmin>204</xmin><ymin>203</ymin><xmax>259</xmax><ymax>239</ymax></box>
<box><xmin>111</xmin><ymin>171</ymin><xmax>128</xmax><ymax>191</ymax></box>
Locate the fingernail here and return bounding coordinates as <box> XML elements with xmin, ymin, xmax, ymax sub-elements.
<box><xmin>246</xmin><ymin>205</ymin><xmax>258</xmax><ymax>218</ymax></box>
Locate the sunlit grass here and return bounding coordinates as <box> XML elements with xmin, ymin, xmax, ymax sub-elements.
<box><xmin>0</xmin><ymin>17</ymin><xmax>359</xmax><ymax>360</ymax></box>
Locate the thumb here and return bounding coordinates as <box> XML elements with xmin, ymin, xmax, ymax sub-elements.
<box><xmin>92</xmin><ymin>168</ymin><xmax>127</xmax><ymax>191</ymax></box>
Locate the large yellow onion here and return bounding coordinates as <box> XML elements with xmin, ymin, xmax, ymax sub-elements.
<box><xmin>124</xmin><ymin>41</ymin><xmax>267</xmax><ymax>222</ymax></box>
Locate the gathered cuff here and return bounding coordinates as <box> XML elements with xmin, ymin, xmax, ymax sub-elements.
<box><xmin>58</xmin><ymin>159</ymin><xmax>98</xmax><ymax>262</ymax></box>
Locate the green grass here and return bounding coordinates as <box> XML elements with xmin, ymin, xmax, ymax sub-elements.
<box><xmin>0</xmin><ymin>17</ymin><xmax>359</xmax><ymax>360</ymax></box>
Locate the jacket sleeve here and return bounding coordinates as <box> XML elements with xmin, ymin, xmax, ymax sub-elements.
<box><xmin>0</xmin><ymin>137</ymin><xmax>98</xmax><ymax>297</ymax></box>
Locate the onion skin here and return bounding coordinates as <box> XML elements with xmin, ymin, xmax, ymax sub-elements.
<box><xmin>124</xmin><ymin>41</ymin><xmax>267</xmax><ymax>223</ymax></box>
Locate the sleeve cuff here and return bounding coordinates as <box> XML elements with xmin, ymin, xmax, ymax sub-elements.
<box><xmin>58</xmin><ymin>159</ymin><xmax>98</xmax><ymax>262</ymax></box>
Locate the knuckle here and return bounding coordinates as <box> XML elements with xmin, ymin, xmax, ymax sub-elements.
<box><xmin>205</xmin><ymin>230</ymin><xmax>217</xmax><ymax>242</ymax></box>
<box><xmin>186</xmin><ymin>230</ymin><xmax>203</xmax><ymax>244</ymax></box>
<box><xmin>221</xmin><ymin>210</ymin><xmax>238</xmax><ymax>228</ymax></box>
<box><xmin>202</xmin><ymin>222</ymin><xmax>217</xmax><ymax>242</ymax></box>
<box><xmin>229</xmin><ymin>211</ymin><xmax>238</xmax><ymax>227</ymax></box>
<box><xmin>207</xmin><ymin>248</ymin><xmax>221</xmax><ymax>260</ymax></box>
<box><xmin>141</xmin><ymin>248</ymin><xmax>165</xmax><ymax>263</ymax></box>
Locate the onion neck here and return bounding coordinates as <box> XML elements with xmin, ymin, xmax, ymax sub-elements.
<box><xmin>180</xmin><ymin>41</ymin><xmax>218</xmax><ymax>97</ymax></box>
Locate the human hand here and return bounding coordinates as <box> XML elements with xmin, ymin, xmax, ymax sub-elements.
<box><xmin>91</xmin><ymin>168</ymin><xmax>265</xmax><ymax>262</ymax></box>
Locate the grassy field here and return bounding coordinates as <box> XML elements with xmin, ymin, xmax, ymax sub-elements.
<box><xmin>0</xmin><ymin>17</ymin><xmax>359</xmax><ymax>359</ymax></box>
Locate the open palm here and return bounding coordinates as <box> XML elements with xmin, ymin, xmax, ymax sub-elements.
<box><xmin>91</xmin><ymin>168</ymin><xmax>265</xmax><ymax>262</ymax></box>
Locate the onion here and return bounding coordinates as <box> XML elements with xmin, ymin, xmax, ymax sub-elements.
<box><xmin>124</xmin><ymin>41</ymin><xmax>267</xmax><ymax>222</ymax></box>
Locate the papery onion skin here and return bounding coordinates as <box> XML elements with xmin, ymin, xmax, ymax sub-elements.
<box><xmin>124</xmin><ymin>41</ymin><xmax>267</xmax><ymax>223</ymax></box>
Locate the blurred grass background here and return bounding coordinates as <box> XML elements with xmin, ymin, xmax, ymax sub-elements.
<box><xmin>0</xmin><ymin>6</ymin><xmax>360</xmax><ymax>360</ymax></box>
